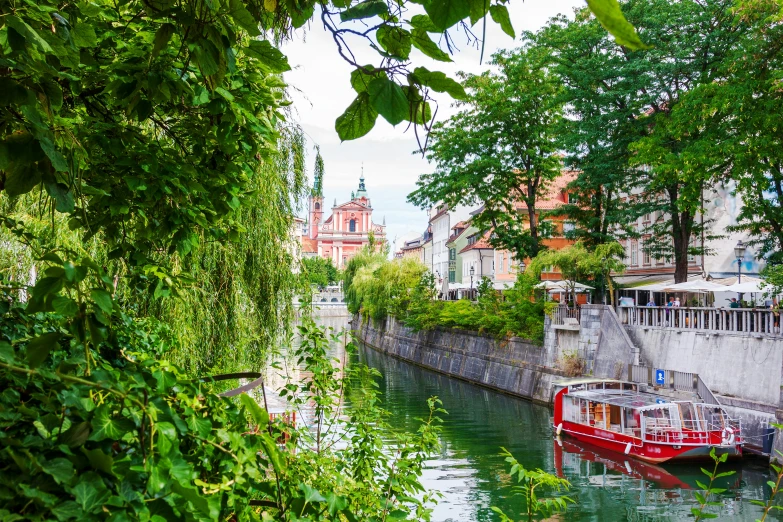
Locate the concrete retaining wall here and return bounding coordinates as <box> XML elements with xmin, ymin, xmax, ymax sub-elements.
<box><xmin>354</xmin><ymin>315</ymin><xmax>568</xmax><ymax>405</ymax></box>
<box><xmin>626</xmin><ymin>327</ymin><xmax>783</xmax><ymax>407</ymax></box>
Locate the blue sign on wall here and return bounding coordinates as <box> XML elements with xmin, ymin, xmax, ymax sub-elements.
<box><xmin>656</xmin><ymin>398</ymin><xmax>667</xmax><ymax>404</ymax></box>
<box><xmin>655</xmin><ymin>369</ymin><xmax>665</xmax><ymax>385</ymax></box>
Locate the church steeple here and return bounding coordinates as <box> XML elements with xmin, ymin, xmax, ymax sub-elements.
<box><xmin>355</xmin><ymin>170</ymin><xmax>368</xmax><ymax>199</ymax></box>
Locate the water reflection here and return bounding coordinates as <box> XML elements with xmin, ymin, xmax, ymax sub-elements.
<box><xmin>293</xmin><ymin>317</ymin><xmax>782</xmax><ymax>521</ymax></box>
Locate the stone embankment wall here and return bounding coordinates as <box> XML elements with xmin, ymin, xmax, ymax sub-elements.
<box><xmin>353</xmin><ymin>315</ymin><xmax>569</xmax><ymax>405</ymax></box>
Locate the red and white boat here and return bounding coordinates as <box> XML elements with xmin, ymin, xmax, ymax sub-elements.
<box><xmin>553</xmin><ymin>379</ymin><xmax>743</xmax><ymax>463</ymax></box>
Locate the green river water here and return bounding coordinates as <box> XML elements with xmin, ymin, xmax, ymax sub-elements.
<box><xmin>316</xmin><ymin>316</ymin><xmax>782</xmax><ymax>521</ymax></box>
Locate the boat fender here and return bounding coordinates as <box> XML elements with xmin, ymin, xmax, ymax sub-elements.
<box><xmin>722</xmin><ymin>427</ymin><xmax>735</xmax><ymax>446</ymax></box>
<box><xmin>556</xmin><ymin>423</ymin><xmax>563</xmax><ymax>436</ymax></box>
<box><xmin>556</xmin><ymin>436</ymin><xmax>563</xmax><ymax>447</ymax></box>
<box><xmin>625</xmin><ymin>461</ymin><xmax>632</xmax><ymax>474</ymax></box>
<box><xmin>624</xmin><ymin>442</ymin><xmax>632</xmax><ymax>455</ymax></box>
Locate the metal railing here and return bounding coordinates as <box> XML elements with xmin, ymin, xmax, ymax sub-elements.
<box><xmin>628</xmin><ymin>364</ymin><xmax>721</xmax><ymax>406</ymax></box>
<box><xmin>551</xmin><ymin>305</ymin><xmax>581</xmax><ymax>326</ymax></box>
<box><xmin>620</xmin><ymin>306</ymin><xmax>782</xmax><ymax>336</ymax></box>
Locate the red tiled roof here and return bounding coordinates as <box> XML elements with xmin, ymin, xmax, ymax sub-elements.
<box><xmin>301</xmin><ymin>237</ymin><xmax>318</xmax><ymax>253</ymax></box>
<box><xmin>458</xmin><ymin>232</ymin><xmax>493</xmax><ymax>254</ymax></box>
<box><xmin>430</xmin><ymin>207</ymin><xmax>448</xmax><ymax>222</ymax></box>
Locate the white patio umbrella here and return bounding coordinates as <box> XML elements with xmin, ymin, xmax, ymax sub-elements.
<box><xmin>536</xmin><ymin>280</ymin><xmax>594</xmax><ymax>291</ymax></box>
<box><xmin>721</xmin><ymin>280</ymin><xmax>766</xmax><ymax>294</ymax></box>
<box><xmin>661</xmin><ymin>280</ymin><xmax>727</xmax><ymax>293</ymax></box>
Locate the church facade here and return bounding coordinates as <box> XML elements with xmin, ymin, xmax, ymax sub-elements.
<box><xmin>306</xmin><ymin>175</ymin><xmax>386</xmax><ymax>268</ymax></box>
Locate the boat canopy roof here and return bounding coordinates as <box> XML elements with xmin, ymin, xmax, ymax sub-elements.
<box><xmin>566</xmin><ymin>388</ymin><xmax>687</xmax><ymax>410</ymax></box>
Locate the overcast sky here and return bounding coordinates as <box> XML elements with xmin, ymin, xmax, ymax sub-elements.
<box><xmin>282</xmin><ymin>0</ymin><xmax>584</xmax><ymax>252</ymax></box>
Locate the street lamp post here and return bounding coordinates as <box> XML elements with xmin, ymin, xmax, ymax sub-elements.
<box><xmin>470</xmin><ymin>265</ymin><xmax>475</xmax><ymax>297</ymax></box>
<box><xmin>734</xmin><ymin>240</ymin><xmax>746</xmax><ymax>304</ymax></box>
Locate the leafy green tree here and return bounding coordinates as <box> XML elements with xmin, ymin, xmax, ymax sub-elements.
<box><xmin>537</xmin><ymin>13</ymin><xmax>644</xmax><ymax>247</ymax></box>
<box><xmin>408</xmin><ymin>42</ymin><xmax>564</xmax><ymax>260</ymax></box>
<box><xmin>540</xmin><ymin>0</ymin><xmax>744</xmax><ymax>282</ymax></box>
<box><xmin>301</xmin><ymin>256</ymin><xmax>341</xmax><ymax>287</ymax></box>
<box><xmin>528</xmin><ymin>242</ymin><xmax>590</xmax><ymax>306</ymax></box>
<box><xmin>577</xmin><ymin>242</ymin><xmax>626</xmax><ymax>306</ymax></box>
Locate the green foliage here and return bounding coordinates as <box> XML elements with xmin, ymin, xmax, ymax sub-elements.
<box><xmin>750</xmin><ymin>425</ymin><xmax>783</xmax><ymax>521</ymax></box>
<box><xmin>344</xmin><ymin>253</ymin><xmax>427</xmax><ymax>320</ymax></box>
<box><xmin>301</xmin><ymin>256</ymin><xmax>341</xmax><ymax>288</ymax></box>
<box><xmin>408</xmin><ymin>41</ymin><xmax>564</xmax><ymax>260</ymax></box>
<box><xmin>691</xmin><ymin>448</ymin><xmax>736</xmax><ymax>520</ymax></box>
<box><xmin>491</xmin><ymin>447</ymin><xmax>574</xmax><ymax>520</ymax></box>
<box><xmin>0</xmin><ymin>262</ymin><xmax>445</xmax><ymax>521</ymax></box>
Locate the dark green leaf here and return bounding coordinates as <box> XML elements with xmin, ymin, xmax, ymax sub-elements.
<box><xmin>0</xmin><ymin>341</ymin><xmax>14</xmax><ymax>363</ymax></box>
<box><xmin>411</xmin><ymin>67</ymin><xmax>467</xmax><ymax>100</ymax></box>
<box><xmin>152</xmin><ymin>23</ymin><xmax>175</xmax><ymax>58</ymax></box>
<box><xmin>89</xmin><ymin>406</ymin><xmax>127</xmax><ymax>441</ymax></box>
<box><xmin>410</xmin><ymin>14</ymin><xmax>440</xmax><ymax>32</ymax></box>
<box><xmin>70</xmin><ymin>473</ymin><xmax>110</xmax><ymax>513</ymax></box>
<box><xmin>489</xmin><ymin>5</ymin><xmax>515</xmax><ymax>38</ymax></box>
<box><xmin>5</xmin><ymin>15</ymin><xmax>53</xmax><ymax>53</ymax></box>
<box><xmin>350</xmin><ymin>66</ymin><xmax>386</xmax><ymax>94</ymax></box>
<box><xmin>72</xmin><ymin>23</ymin><xmax>98</xmax><ymax>48</ymax></box>
<box><xmin>245</xmin><ymin>40</ymin><xmax>291</xmax><ymax>73</ymax></box>
<box><xmin>5</xmin><ymin>163</ymin><xmax>43</xmax><ymax>197</ymax></box>
<box><xmin>52</xmin><ymin>296</ymin><xmax>79</xmax><ymax>317</ymax></box>
<box><xmin>335</xmin><ymin>92</ymin><xmax>378</xmax><ymax>141</ymax></box>
<box><xmin>82</xmin><ymin>448</ymin><xmax>114</xmax><ymax>474</ymax></box>
<box><xmin>42</xmin><ymin>458</ymin><xmax>75</xmax><ymax>484</ymax></box>
<box><xmin>90</xmin><ymin>289</ymin><xmax>113</xmax><ymax>314</ymax></box>
<box><xmin>410</xmin><ymin>28</ymin><xmax>451</xmax><ymax>62</ymax></box>
<box><xmin>368</xmin><ymin>77</ymin><xmax>409</xmax><ymax>126</ymax></box>
<box><xmin>340</xmin><ymin>0</ymin><xmax>389</xmax><ymax>21</ymax></box>
<box><xmin>60</xmin><ymin>422</ymin><xmax>91</xmax><ymax>448</ymax></box>
<box><xmin>376</xmin><ymin>26</ymin><xmax>411</xmax><ymax>60</ymax></box>
<box><xmin>229</xmin><ymin>0</ymin><xmax>261</xmax><ymax>36</ymax></box>
<box><xmin>239</xmin><ymin>394</ymin><xmax>269</xmax><ymax>428</ymax></box>
<box><xmin>585</xmin><ymin>0</ymin><xmax>651</xmax><ymax>50</ymax></box>
<box><xmin>26</xmin><ymin>332</ymin><xmax>62</xmax><ymax>368</ymax></box>
<box><xmin>39</xmin><ymin>138</ymin><xmax>69</xmax><ymax>173</ymax></box>
<box><xmin>423</xmin><ymin>0</ymin><xmax>470</xmax><ymax>30</ymax></box>
<box><xmin>44</xmin><ymin>180</ymin><xmax>75</xmax><ymax>213</ymax></box>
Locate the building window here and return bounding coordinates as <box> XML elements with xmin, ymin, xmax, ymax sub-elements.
<box><xmin>643</xmin><ymin>245</ymin><xmax>651</xmax><ymax>266</ymax></box>
<box><xmin>631</xmin><ymin>241</ymin><xmax>638</xmax><ymax>266</ymax></box>
<box><xmin>449</xmin><ymin>270</ymin><xmax>455</xmax><ymax>283</ymax></box>
<box><xmin>498</xmin><ymin>254</ymin><xmax>504</xmax><ymax>273</ymax></box>
<box><xmin>449</xmin><ymin>248</ymin><xmax>456</xmax><ymax>260</ymax></box>
<box><xmin>315</xmin><ymin>202</ymin><xmax>320</xmax><ymax>210</ymax></box>
<box><xmin>563</xmin><ymin>222</ymin><xmax>575</xmax><ymax>234</ymax></box>
<box><xmin>349</xmin><ymin>219</ymin><xmax>356</xmax><ymax>232</ymax></box>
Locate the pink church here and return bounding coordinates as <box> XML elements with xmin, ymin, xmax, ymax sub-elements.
<box><xmin>307</xmin><ymin>175</ymin><xmax>386</xmax><ymax>268</ymax></box>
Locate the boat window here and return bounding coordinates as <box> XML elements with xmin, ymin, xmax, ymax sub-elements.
<box><xmin>677</xmin><ymin>402</ymin><xmax>699</xmax><ymax>431</ymax></box>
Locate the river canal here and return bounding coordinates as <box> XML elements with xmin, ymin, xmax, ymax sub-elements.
<box><xmin>313</xmin><ymin>316</ymin><xmax>782</xmax><ymax>521</ymax></box>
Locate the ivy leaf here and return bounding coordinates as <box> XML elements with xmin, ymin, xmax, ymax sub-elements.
<box><xmin>410</xmin><ymin>28</ymin><xmax>452</xmax><ymax>62</ymax></box>
<box><xmin>60</xmin><ymin>421</ymin><xmax>91</xmax><ymax>448</ymax></box>
<box><xmin>585</xmin><ymin>0</ymin><xmax>651</xmax><ymax>50</ymax></box>
<box><xmin>325</xmin><ymin>492</ymin><xmax>348</xmax><ymax>515</ymax></box>
<box><xmin>489</xmin><ymin>5</ymin><xmax>515</xmax><ymax>38</ymax></box>
<box><xmin>26</xmin><ymin>332</ymin><xmax>62</xmax><ymax>368</ymax></box>
<box><xmin>90</xmin><ymin>289</ymin><xmax>113</xmax><ymax>314</ymax></box>
<box><xmin>228</xmin><ymin>0</ymin><xmax>261</xmax><ymax>36</ymax></box>
<box><xmin>340</xmin><ymin>0</ymin><xmax>388</xmax><ymax>21</ymax></box>
<box><xmin>186</xmin><ymin>416</ymin><xmax>212</xmax><ymax>438</ymax></box>
<box><xmin>245</xmin><ymin>40</ymin><xmax>291</xmax><ymax>73</ymax></box>
<box><xmin>70</xmin><ymin>473</ymin><xmax>110</xmax><ymax>513</ymax></box>
<box><xmin>368</xmin><ymin>78</ymin><xmax>409</xmax><ymax>126</ymax></box>
<box><xmin>82</xmin><ymin>448</ymin><xmax>114</xmax><ymax>474</ymax></box>
<box><xmin>152</xmin><ymin>23</ymin><xmax>175</xmax><ymax>58</ymax></box>
<box><xmin>89</xmin><ymin>406</ymin><xmax>127</xmax><ymax>441</ymax></box>
<box><xmin>423</xmin><ymin>0</ymin><xmax>470</xmax><ymax>30</ymax></box>
<box><xmin>376</xmin><ymin>26</ymin><xmax>411</xmax><ymax>60</ymax></box>
<box><xmin>51</xmin><ymin>501</ymin><xmax>82</xmax><ymax>521</ymax></box>
<box><xmin>41</xmin><ymin>458</ymin><xmax>75</xmax><ymax>485</ymax></box>
<box><xmin>239</xmin><ymin>394</ymin><xmax>269</xmax><ymax>428</ymax></box>
<box><xmin>335</xmin><ymin>92</ymin><xmax>378</xmax><ymax>141</ymax></box>
<box><xmin>411</xmin><ymin>67</ymin><xmax>467</xmax><ymax>100</ymax></box>
<box><xmin>0</xmin><ymin>341</ymin><xmax>15</xmax><ymax>363</ymax></box>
